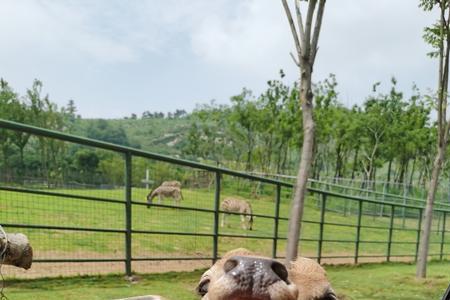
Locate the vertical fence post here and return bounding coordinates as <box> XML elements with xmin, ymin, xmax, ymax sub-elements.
<box><xmin>380</xmin><ymin>182</ymin><xmax>386</xmax><ymax>217</ymax></box>
<box><xmin>387</xmin><ymin>205</ymin><xmax>395</xmax><ymax>262</ymax></box>
<box><xmin>318</xmin><ymin>193</ymin><xmax>327</xmax><ymax>264</ymax></box>
<box><xmin>124</xmin><ymin>152</ymin><xmax>132</xmax><ymax>277</ymax></box>
<box><xmin>415</xmin><ymin>208</ymin><xmax>423</xmax><ymax>262</ymax></box>
<box><xmin>212</xmin><ymin>171</ymin><xmax>221</xmax><ymax>264</ymax></box>
<box><xmin>272</xmin><ymin>184</ymin><xmax>281</xmax><ymax>259</ymax></box>
<box><xmin>355</xmin><ymin>200</ymin><xmax>363</xmax><ymax>264</ymax></box>
<box><xmin>440</xmin><ymin>212</ymin><xmax>447</xmax><ymax>260</ymax></box>
<box><xmin>402</xmin><ymin>186</ymin><xmax>407</xmax><ymax>228</ymax></box>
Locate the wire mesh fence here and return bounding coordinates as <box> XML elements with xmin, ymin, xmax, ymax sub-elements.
<box><xmin>0</xmin><ymin>119</ymin><xmax>449</xmax><ymax>278</ymax></box>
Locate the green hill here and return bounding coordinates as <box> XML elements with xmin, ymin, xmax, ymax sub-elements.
<box><xmin>72</xmin><ymin>117</ymin><xmax>191</xmax><ymax>156</ymax></box>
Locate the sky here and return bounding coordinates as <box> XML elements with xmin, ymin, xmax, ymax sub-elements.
<box><xmin>0</xmin><ymin>0</ymin><xmax>438</xmax><ymax>118</ymax></box>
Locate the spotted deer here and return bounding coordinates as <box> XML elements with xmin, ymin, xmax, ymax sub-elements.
<box><xmin>220</xmin><ymin>197</ymin><xmax>253</xmax><ymax>230</ymax></box>
<box><xmin>146</xmin><ymin>186</ymin><xmax>183</xmax><ymax>208</ymax></box>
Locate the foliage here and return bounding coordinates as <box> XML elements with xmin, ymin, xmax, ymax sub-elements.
<box><xmin>0</xmin><ymin>74</ymin><xmax>442</xmax><ymax>193</ymax></box>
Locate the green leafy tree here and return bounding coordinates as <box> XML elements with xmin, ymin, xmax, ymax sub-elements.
<box><xmin>417</xmin><ymin>0</ymin><xmax>450</xmax><ymax>278</ymax></box>
<box><xmin>86</xmin><ymin>119</ymin><xmax>130</xmax><ymax>146</ymax></box>
<box><xmin>74</xmin><ymin>149</ymin><xmax>100</xmax><ymax>183</ymax></box>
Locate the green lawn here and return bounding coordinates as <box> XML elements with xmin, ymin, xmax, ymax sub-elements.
<box><xmin>3</xmin><ymin>260</ymin><xmax>450</xmax><ymax>300</ymax></box>
<box><xmin>1</xmin><ymin>185</ymin><xmax>449</xmax><ymax>266</ymax></box>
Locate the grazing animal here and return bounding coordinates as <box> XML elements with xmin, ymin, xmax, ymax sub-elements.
<box><xmin>196</xmin><ymin>248</ymin><xmax>337</xmax><ymax>300</ymax></box>
<box><xmin>146</xmin><ymin>186</ymin><xmax>183</xmax><ymax>208</ymax></box>
<box><xmin>220</xmin><ymin>198</ymin><xmax>253</xmax><ymax>230</ymax></box>
<box><xmin>161</xmin><ymin>180</ymin><xmax>182</xmax><ymax>189</ymax></box>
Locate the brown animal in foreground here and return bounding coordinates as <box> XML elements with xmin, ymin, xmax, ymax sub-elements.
<box><xmin>196</xmin><ymin>248</ymin><xmax>337</xmax><ymax>300</ymax></box>
<box><xmin>0</xmin><ymin>232</ymin><xmax>33</xmax><ymax>270</ymax></box>
<box><xmin>220</xmin><ymin>198</ymin><xmax>253</xmax><ymax>230</ymax></box>
<box><xmin>160</xmin><ymin>180</ymin><xmax>182</xmax><ymax>189</ymax></box>
<box><xmin>146</xmin><ymin>186</ymin><xmax>183</xmax><ymax>208</ymax></box>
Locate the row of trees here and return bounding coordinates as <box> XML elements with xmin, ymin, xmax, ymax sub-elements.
<box><xmin>0</xmin><ymin>79</ymin><xmax>135</xmax><ymax>184</ymax></box>
<box><xmin>138</xmin><ymin>109</ymin><xmax>187</xmax><ymax>119</ymax></box>
<box><xmin>0</xmin><ymin>79</ymin><xmax>69</xmax><ymax>183</ymax></box>
<box><xmin>0</xmin><ymin>73</ymin><xmax>445</xmax><ymax>197</ymax></box>
<box><xmin>2</xmin><ymin>74</ymin><xmax>439</xmax><ymax>194</ymax></box>
<box><xmin>182</xmin><ymin>73</ymin><xmax>439</xmax><ymax>190</ymax></box>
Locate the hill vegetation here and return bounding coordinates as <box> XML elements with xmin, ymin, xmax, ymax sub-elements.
<box><xmin>0</xmin><ymin>73</ymin><xmax>447</xmax><ymax>201</ymax></box>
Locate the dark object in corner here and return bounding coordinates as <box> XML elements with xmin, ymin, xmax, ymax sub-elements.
<box><xmin>443</xmin><ymin>282</ymin><xmax>450</xmax><ymax>300</ymax></box>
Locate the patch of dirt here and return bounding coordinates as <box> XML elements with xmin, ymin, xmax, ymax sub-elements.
<box><xmin>2</xmin><ymin>260</ymin><xmax>211</xmax><ymax>279</ymax></box>
<box><xmin>2</xmin><ymin>250</ymin><xmax>419</xmax><ymax>279</ymax></box>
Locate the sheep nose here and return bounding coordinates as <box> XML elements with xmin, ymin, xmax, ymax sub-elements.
<box><xmin>223</xmin><ymin>256</ymin><xmax>289</xmax><ymax>285</ymax></box>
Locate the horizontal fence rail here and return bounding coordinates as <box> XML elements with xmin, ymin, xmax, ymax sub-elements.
<box><xmin>0</xmin><ymin>118</ymin><xmax>449</xmax><ymax>278</ymax></box>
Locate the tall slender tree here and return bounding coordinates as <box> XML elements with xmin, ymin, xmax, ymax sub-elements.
<box><xmin>416</xmin><ymin>0</ymin><xmax>450</xmax><ymax>278</ymax></box>
<box><xmin>281</xmin><ymin>0</ymin><xmax>327</xmax><ymax>263</ymax></box>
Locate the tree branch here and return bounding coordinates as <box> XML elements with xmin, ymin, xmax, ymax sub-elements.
<box><xmin>441</xmin><ymin>6</ymin><xmax>450</xmax><ymax>146</ymax></box>
<box><xmin>281</xmin><ymin>0</ymin><xmax>302</xmax><ymax>58</ymax></box>
<box><xmin>304</xmin><ymin>0</ymin><xmax>318</xmax><ymax>58</ymax></box>
<box><xmin>295</xmin><ymin>0</ymin><xmax>306</xmax><ymax>53</ymax></box>
<box><xmin>290</xmin><ymin>52</ymin><xmax>300</xmax><ymax>66</ymax></box>
<box><xmin>437</xmin><ymin>1</ymin><xmax>446</xmax><ymax>144</ymax></box>
<box><xmin>310</xmin><ymin>0</ymin><xmax>326</xmax><ymax>65</ymax></box>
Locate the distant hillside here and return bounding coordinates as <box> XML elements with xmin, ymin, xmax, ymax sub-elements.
<box><xmin>73</xmin><ymin>117</ymin><xmax>191</xmax><ymax>156</ymax></box>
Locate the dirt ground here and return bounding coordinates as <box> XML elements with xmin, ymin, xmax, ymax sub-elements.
<box><xmin>3</xmin><ymin>260</ymin><xmax>211</xmax><ymax>279</ymax></box>
<box><xmin>2</xmin><ymin>251</ymin><xmax>416</xmax><ymax>279</ymax></box>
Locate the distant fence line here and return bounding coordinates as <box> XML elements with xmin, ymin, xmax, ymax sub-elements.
<box><xmin>0</xmin><ymin>119</ymin><xmax>449</xmax><ymax>278</ymax></box>
<box><xmin>249</xmin><ymin>171</ymin><xmax>450</xmax><ymax>211</ymax></box>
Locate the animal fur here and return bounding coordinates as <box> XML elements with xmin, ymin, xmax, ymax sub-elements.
<box><xmin>196</xmin><ymin>248</ymin><xmax>337</xmax><ymax>300</ymax></box>
<box><xmin>220</xmin><ymin>197</ymin><xmax>253</xmax><ymax>230</ymax></box>
<box><xmin>161</xmin><ymin>180</ymin><xmax>182</xmax><ymax>188</ymax></box>
<box><xmin>146</xmin><ymin>186</ymin><xmax>183</xmax><ymax>207</ymax></box>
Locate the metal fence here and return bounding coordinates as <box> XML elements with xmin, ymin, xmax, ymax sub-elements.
<box><xmin>0</xmin><ymin>119</ymin><xmax>449</xmax><ymax>278</ymax></box>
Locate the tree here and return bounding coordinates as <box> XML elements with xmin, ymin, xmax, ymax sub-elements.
<box><xmin>229</xmin><ymin>89</ymin><xmax>259</xmax><ymax>171</ymax></box>
<box><xmin>9</xmin><ymin>98</ymin><xmax>31</xmax><ymax>176</ymax></box>
<box><xmin>75</xmin><ymin>149</ymin><xmax>100</xmax><ymax>183</ymax></box>
<box><xmin>86</xmin><ymin>120</ymin><xmax>130</xmax><ymax>146</ymax></box>
<box><xmin>416</xmin><ymin>0</ymin><xmax>450</xmax><ymax>278</ymax></box>
<box><xmin>281</xmin><ymin>0</ymin><xmax>327</xmax><ymax>263</ymax></box>
<box><xmin>0</xmin><ymin>79</ymin><xmax>17</xmax><ymax>180</ymax></box>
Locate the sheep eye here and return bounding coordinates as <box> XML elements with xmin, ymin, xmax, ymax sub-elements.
<box><xmin>196</xmin><ymin>279</ymin><xmax>210</xmax><ymax>296</ymax></box>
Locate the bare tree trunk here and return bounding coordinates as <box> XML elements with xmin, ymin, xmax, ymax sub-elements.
<box><xmin>286</xmin><ymin>71</ymin><xmax>315</xmax><ymax>262</ymax></box>
<box><xmin>416</xmin><ymin>0</ymin><xmax>450</xmax><ymax>279</ymax></box>
<box><xmin>416</xmin><ymin>146</ymin><xmax>445</xmax><ymax>277</ymax></box>
<box><xmin>281</xmin><ymin>0</ymin><xmax>327</xmax><ymax>263</ymax></box>
<box><xmin>409</xmin><ymin>158</ymin><xmax>416</xmax><ymax>188</ymax></box>
<box><xmin>386</xmin><ymin>159</ymin><xmax>393</xmax><ymax>191</ymax></box>
<box><xmin>351</xmin><ymin>147</ymin><xmax>359</xmax><ymax>180</ymax></box>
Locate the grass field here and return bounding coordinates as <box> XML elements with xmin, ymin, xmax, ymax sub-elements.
<box><xmin>1</xmin><ymin>183</ymin><xmax>449</xmax><ymax>276</ymax></box>
<box><xmin>3</xmin><ymin>260</ymin><xmax>450</xmax><ymax>300</ymax></box>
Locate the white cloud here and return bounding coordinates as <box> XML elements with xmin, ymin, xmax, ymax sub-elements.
<box><xmin>187</xmin><ymin>0</ymin><xmax>438</xmax><ymax>104</ymax></box>
<box><xmin>190</xmin><ymin>1</ymin><xmax>290</xmax><ymax>73</ymax></box>
<box><xmin>0</xmin><ymin>0</ymin><xmax>441</xmax><ymax>117</ymax></box>
<box><xmin>0</xmin><ymin>1</ymin><xmax>139</xmax><ymax>64</ymax></box>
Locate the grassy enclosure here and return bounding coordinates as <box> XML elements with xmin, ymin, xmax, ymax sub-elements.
<box><xmin>0</xmin><ymin>121</ymin><xmax>449</xmax><ymax>300</ymax></box>
<box><xmin>3</xmin><ymin>260</ymin><xmax>450</xmax><ymax>300</ymax></box>
<box><xmin>2</xmin><ymin>176</ymin><xmax>449</xmax><ymax>278</ymax></box>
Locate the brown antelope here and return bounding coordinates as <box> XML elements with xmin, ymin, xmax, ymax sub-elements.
<box><xmin>146</xmin><ymin>186</ymin><xmax>183</xmax><ymax>208</ymax></box>
<box><xmin>220</xmin><ymin>197</ymin><xmax>253</xmax><ymax>230</ymax></box>
<box><xmin>196</xmin><ymin>248</ymin><xmax>337</xmax><ymax>300</ymax></box>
